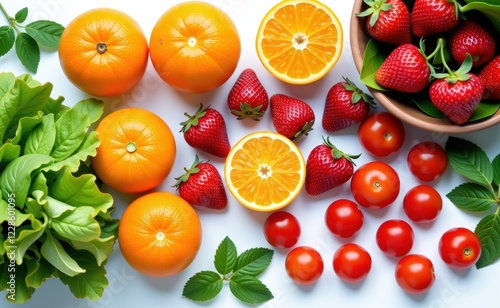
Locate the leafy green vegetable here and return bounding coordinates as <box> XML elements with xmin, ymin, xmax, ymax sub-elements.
<box><xmin>0</xmin><ymin>4</ymin><xmax>64</xmax><ymax>73</ymax></box>
<box><xmin>0</xmin><ymin>73</ymin><xmax>118</xmax><ymax>303</ymax></box>
<box><xmin>445</xmin><ymin>137</ymin><xmax>500</xmax><ymax>269</ymax></box>
<box><xmin>183</xmin><ymin>236</ymin><xmax>274</xmax><ymax>304</ymax></box>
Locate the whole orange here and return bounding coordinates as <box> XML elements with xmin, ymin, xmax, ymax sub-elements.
<box><xmin>118</xmin><ymin>192</ymin><xmax>202</xmax><ymax>277</ymax></box>
<box><xmin>58</xmin><ymin>8</ymin><xmax>149</xmax><ymax>97</ymax></box>
<box><xmin>149</xmin><ymin>1</ymin><xmax>241</xmax><ymax>93</ymax></box>
<box><xmin>91</xmin><ymin>108</ymin><xmax>176</xmax><ymax>194</ymax></box>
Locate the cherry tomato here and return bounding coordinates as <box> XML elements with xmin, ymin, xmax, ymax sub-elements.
<box><xmin>325</xmin><ymin>199</ymin><xmax>364</xmax><ymax>238</ymax></box>
<box><xmin>263</xmin><ymin>211</ymin><xmax>301</xmax><ymax>249</ymax></box>
<box><xmin>285</xmin><ymin>246</ymin><xmax>324</xmax><ymax>285</ymax></box>
<box><xmin>407</xmin><ymin>141</ymin><xmax>448</xmax><ymax>181</ymax></box>
<box><xmin>333</xmin><ymin>243</ymin><xmax>372</xmax><ymax>283</ymax></box>
<box><xmin>403</xmin><ymin>185</ymin><xmax>442</xmax><ymax>223</ymax></box>
<box><xmin>350</xmin><ymin>161</ymin><xmax>400</xmax><ymax>209</ymax></box>
<box><xmin>376</xmin><ymin>219</ymin><xmax>414</xmax><ymax>257</ymax></box>
<box><xmin>438</xmin><ymin>227</ymin><xmax>481</xmax><ymax>269</ymax></box>
<box><xmin>395</xmin><ymin>254</ymin><xmax>435</xmax><ymax>294</ymax></box>
<box><xmin>358</xmin><ymin>112</ymin><xmax>405</xmax><ymax>157</ymax></box>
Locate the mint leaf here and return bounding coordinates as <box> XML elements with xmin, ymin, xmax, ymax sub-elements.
<box><xmin>234</xmin><ymin>247</ymin><xmax>273</xmax><ymax>276</ymax></box>
<box><xmin>445</xmin><ymin>137</ymin><xmax>494</xmax><ymax>186</ymax></box>
<box><xmin>182</xmin><ymin>271</ymin><xmax>223</xmax><ymax>302</ymax></box>
<box><xmin>475</xmin><ymin>213</ymin><xmax>500</xmax><ymax>269</ymax></box>
<box><xmin>15</xmin><ymin>7</ymin><xmax>28</xmax><ymax>23</ymax></box>
<box><xmin>492</xmin><ymin>154</ymin><xmax>500</xmax><ymax>188</ymax></box>
<box><xmin>0</xmin><ymin>26</ymin><xmax>15</xmax><ymax>57</ymax></box>
<box><xmin>214</xmin><ymin>236</ymin><xmax>237</xmax><ymax>275</ymax></box>
<box><xmin>229</xmin><ymin>274</ymin><xmax>274</xmax><ymax>304</ymax></box>
<box><xmin>15</xmin><ymin>32</ymin><xmax>40</xmax><ymax>73</ymax></box>
<box><xmin>25</xmin><ymin>20</ymin><xmax>64</xmax><ymax>49</ymax></box>
<box><xmin>446</xmin><ymin>183</ymin><xmax>497</xmax><ymax>212</ymax></box>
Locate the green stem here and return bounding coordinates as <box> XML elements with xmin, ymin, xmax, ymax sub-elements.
<box><xmin>436</xmin><ymin>38</ymin><xmax>454</xmax><ymax>76</ymax></box>
<box><xmin>0</xmin><ymin>3</ymin><xmax>21</xmax><ymax>33</ymax></box>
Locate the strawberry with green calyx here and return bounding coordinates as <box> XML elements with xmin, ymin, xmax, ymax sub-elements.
<box><xmin>356</xmin><ymin>0</ymin><xmax>411</xmax><ymax>45</ymax></box>
<box><xmin>322</xmin><ymin>77</ymin><xmax>376</xmax><ymax>132</ymax></box>
<box><xmin>449</xmin><ymin>19</ymin><xmax>496</xmax><ymax>68</ymax></box>
<box><xmin>429</xmin><ymin>40</ymin><xmax>484</xmax><ymax>125</ymax></box>
<box><xmin>411</xmin><ymin>0</ymin><xmax>462</xmax><ymax>38</ymax></box>
<box><xmin>174</xmin><ymin>155</ymin><xmax>227</xmax><ymax>210</ymax></box>
<box><xmin>478</xmin><ymin>55</ymin><xmax>500</xmax><ymax>100</ymax></box>
<box><xmin>227</xmin><ymin>68</ymin><xmax>269</xmax><ymax>121</ymax></box>
<box><xmin>180</xmin><ymin>104</ymin><xmax>231</xmax><ymax>158</ymax></box>
<box><xmin>305</xmin><ymin>137</ymin><xmax>360</xmax><ymax>196</ymax></box>
<box><xmin>270</xmin><ymin>94</ymin><xmax>315</xmax><ymax>141</ymax></box>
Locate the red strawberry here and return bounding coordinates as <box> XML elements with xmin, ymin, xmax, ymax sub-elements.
<box><xmin>305</xmin><ymin>137</ymin><xmax>359</xmax><ymax>196</ymax></box>
<box><xmin>411</xmin><ymin>0</ymin><xmax>461</xmax><ymax>37</ymax></box>
<box><xmin>227</xmin><ymin>68</ymin><xmax>269</xmax><ymax>120</ymax></box>
<box><xmin>322</xmin><ymin>77</ymin><xmax>376</xmax><ymax>132</ymax></box>
<box><xmin>180</xmin><ymin>104</ymin><xmax>231</xmax><ymax>157</ymax></box>
<box><xmin>174</xmin><ymin>155</ymin><xmax>227</xmax><ymax>210</ymax></box>
<box><xmin>375</xmin><ymin>43</ymin><xmax>431</xmax><ymax>93</ymax></box>
<box><xmin>429</xmin><ymin>55</ymin><xmax>484</xmax><ymax>125</ymax></box>
<box><xmin>478</xmin><ymin>55</ymin><xmax>500</xmax><ymax>100</ymax></box>
<box><xmin>270</xmin><ymin>94</ymin><xmax>315</xmax><ymax>141</ymax></box>
<box><xmin>449</xmin><ymin>19</ymin><xmax>496</xmax><ymax>67</ymax></box>
<box><xmin>356</xmin><ymin>0</ymin><xmax>411</xmax><ymax>45</ymax></box>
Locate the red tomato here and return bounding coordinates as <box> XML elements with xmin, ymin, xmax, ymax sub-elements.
<box><xmin>350</xmin><ymin>161</ymin><xmax>400</xmax><ymax>209</ymax></box>
<box><xmin>333</xmin><ymin>243</ymin><xmax>372</xmax><ymax>283</ymax></box>
<box><xmin>285</xmin><ymin>246</ymin><xmax>324</xmax><ymax>285</ymax></box>
<box><xmin>376</xmin><ymin>219</ymin><xmax>414</xmax><ymax>257</ymax></box>
<box><xmin>263</xmin><ymin>211</ymin><xmax>301</xmax><ymax>249</ymax></box>
<box><xmin>325</xmin><ymin>199</ymin><xmax>364</xmax><ymax>238</ymax></box>
<box><xmin>403</xmin><ymin>185</ymin><xmax>442</xmax><ymax>223</ymax></box>
<box><xmin>407</xmin><ymin>141</ymin><xmax>448</xmax><ymax>181</ymax></box>
<box><xmin>358</xmin><ymin>112</ymin><xmax>405</xmax><ymax>157</ymax></box>
<box><xmin>395</xmin><ymin>254</ymin><xmax>435</xmax><ymax>294</ymax></box>
<box><xmin>439</xmin><ymin>227</ymin><xmax>481</xmax><ymax>269</ymax></box>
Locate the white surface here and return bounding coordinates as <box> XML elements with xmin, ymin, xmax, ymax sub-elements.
<box><xmin>2</xmin><ymin>1</ymin><xmax>499</xmax><ymax>307</ymax></box>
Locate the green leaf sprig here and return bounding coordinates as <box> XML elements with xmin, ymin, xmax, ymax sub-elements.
<box><xmin>0</xmin><ymin>4</ymin><xmax>64</xmax><ymax>73</ymax></box>
<box><xmin>182</xmin><ymin>236</ymin><xmax>274</xmax><ymax>304</ymax></box>
<box><xmin>445</xmin><ymin>136</ymin><xmax>500</xmax><ymax>269</ymax></box>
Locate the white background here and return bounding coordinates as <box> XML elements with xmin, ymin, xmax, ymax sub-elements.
<box><xmin>2</xmin><ymin>1</ymin><xmax>500</xmax><ymax>307</ymax></box>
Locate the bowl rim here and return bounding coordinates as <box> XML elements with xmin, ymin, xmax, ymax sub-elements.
<box><xmin>349</xmin><ymin>0</ymin><xmax>500</xmax><ymax>134</ymax></box>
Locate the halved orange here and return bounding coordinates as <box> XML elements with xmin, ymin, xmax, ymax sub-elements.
<box><xmin>224</xmin><ymin>131</ymin><xmax>306</xmax><ymax>212</ymax></box>
<box><xmin>256</xmin><ymin>0</ymin><xmax>343</xmax><ymax>84</ymax></box>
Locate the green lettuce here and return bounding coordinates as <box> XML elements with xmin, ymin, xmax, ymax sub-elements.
<box><xmin>0</xmin><ymin>72</ymin><xmax>118</xmax><ymax>303</ymax></box>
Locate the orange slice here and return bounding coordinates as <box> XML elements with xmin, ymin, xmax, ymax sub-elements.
<box><xmin>224</xmin><ymin>131</ymin><xmax>306</xmax><ymax>212</ymax></box>
<box><xmin>256</xmin><ymin>0</ymin><xmax>343</xmax><ymax>84</ymax></box>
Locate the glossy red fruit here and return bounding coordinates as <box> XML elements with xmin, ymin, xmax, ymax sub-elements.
<box><xmin>478</xmin><ymin>55</ymin><xmax>500</xmax><ymax>100</ymax></box>
<box><xmin>333</xmin><ymin>243</ymin><xmax>372</xmax><ymax>283</ymax></box>
<box><xmin>325</xmin><ymin>199</ymin><xmax>364</xmax><ymax>238</ymax></box>
<box><xmin>375</xmin><ymin>44</ymin><xmax>430</xmax><ymax>93</ymax></box>
<box><xmin>439</xmin><ymin>227</ymin><xmax>481</xmax><ymax>269</ymax></box>
<box><xmin>285</xmin><ymin>246</ymin><xmax>324</xmax><ymax>285</ymax></box>
<box><xmin>180</xmin><ymin>104</ymin><xmax>231</xmax><ymax>157</ymax></box>
<box><xmin>263</xmin><ymin>211</ymin><xmax>301</xmax><ymax>249</ymax></box>
<box><xmin>403</xmin><ymin>185</ymin><xmax>442</xmax><ymax>223</ymax></box>
<box><xmin>395</xmin><ymin>254</ymin><xmax>435</xmax><ymax>294</ymax></box>
<box><xmin>356</xmin><ymin>0</ymin><xmax>411</xmax><ymax>45</ymax></box>
<box><xmin>174</xmin><ymin>155</ymin><xmax>227</xmax><ymax>210</ymax></box>
<box><xmin>411</xmin><ymin>0</ymin><xmax>461</xmax><ymax>37</ymax></box>
<box><xmin>376</xmin><ymin>219</ymin><xmax>414</xmax><ymax>257</ymax></box>
<box><xmin>358</xmin><ymin>112</ymin><xmax>405</xmax><ymax>157</ymax></box>
<box><xmin>270</xmin><ymin>94</ymin><xmax>315</xmax><ymax>141</ymax></box>
<box><xmin>449</xmin><ymin>19</ymin><xmax>496</xmax><ymax>67</ymax></box>
<box><xmin>227</xmin><ymin>68</ymin><xmax>269</xmax><ymax>120</ymax></box>
<box><xmin>407</xmin><ymin>141</ymin><xmax>448</xmax><ymax>182</ymax></box>
<box><xmin>322</xmin><ymin>77</ymin><xmax>375</xmax><ymax>132</ymax></box>
<box><xmin>305</xmin><ymin>137</ymin><xmax>360</xmax><ymax>196</ymax></box>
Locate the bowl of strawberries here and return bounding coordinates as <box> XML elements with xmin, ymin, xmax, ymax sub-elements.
<box><xmin>350</xmin><ymin>0</ymin><xmax>500</xmax><ymax>134</ymax></box>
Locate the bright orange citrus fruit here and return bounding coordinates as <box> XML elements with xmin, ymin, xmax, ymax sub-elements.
<box><xmin>149</xmin><ymin>1</ymin><xmax>241</xmax><ymax>93</ymax></box>
<box><xmin>256</xmin><ymin>0</ymin><xmax>343</xmax><ymax>84</ymax></box>
<box><xmin>224</xmin><ymin>131</ymin><xmax>306</xmax><ymax>212</ymax></box>
<box><xmin>58</xmin><ymin>8</ymin><xmax>149</xmax><ymax>97</ymax></box>
<box><xmin>91</xmin><ymin>108</ymin><xmax>176</xmax><ymax>194</ymax></box>
<box><xmin>118</xmin><ymin>192</ymin><xmax>202</xmax><ymax>277</ymax></box>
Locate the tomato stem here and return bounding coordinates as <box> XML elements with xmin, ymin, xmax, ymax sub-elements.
<box><xmin>96</xmin><ymin>42</ymin><xmax>107</xmax><ymax>54</ymax></box>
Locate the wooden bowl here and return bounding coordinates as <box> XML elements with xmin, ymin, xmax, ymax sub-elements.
<box><xmin>349</xmin><ymin>0</ymin><xmax>500</xmax><ymax>134</ymax></box>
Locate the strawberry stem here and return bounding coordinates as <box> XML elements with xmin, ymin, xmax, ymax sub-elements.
<box><xmin>356</xmin><ymin>0</ymin><xmax>393</xmax><ymax>27</ymax></box>
<box><xmin>322</xmin><ymin>136</ymin><xmax>361</xmax><ymax>165</ymax></box>
<box><xmin>431</xmin><ymin>38</ymin><xmax>473</xmax><ymax>84</ymax></box>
